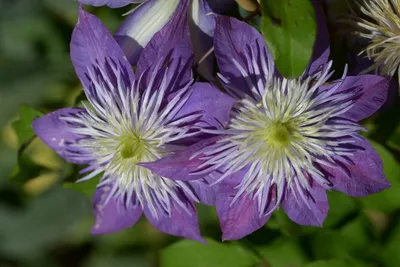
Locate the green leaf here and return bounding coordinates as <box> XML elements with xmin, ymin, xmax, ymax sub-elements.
<box><xmin>238</xmin><ymin>6</ymin><xmax>261</xmax><ymax>31</ymax></box>
<box><xmin>63</xmin><ymin>174</ymin><xmax>101</xmax><ymax>199</ymax></box>
<box><xmin>266</xmin><ymin>209</ymin><xmax>319</xmax><ymax>236</ymax></box>
<box><xmin>311</xmin><ymin>217</ymin><xmax>376</xmax><ymax>261</ymax></box>
<box><xmin>87</xmin><ymin>254</ymin><xmax>152</xmax><ymax>267</ymax></box>
<box><xmin>10</xmin><ymin>151</ymin><xmax>45</xmax><ymax>184</ymax></box>
<box><xmin>260</xmin><ymin>0</ymin><xmax>316</xmax><ymax>77</ymax></box>
<box><xmin>0</xmin><ymin>187</ymin><xmax>91</xmax><ymax>258</ymax></box>
<box><xmin>161</xmin><ymin>238</ymin><xmax>259</xmax><ymax>267</ymax></box>
<box><xmin>360</xmin><ymin>140</ymin><xmax>400</xmax><ymax>212</ymax></box>
<box><xmin>324</xmin><ymin>191</ymin><xmax>358</xmax><ymax>227</ymax></box>
<box><xmin>257</xmin><ymin>238</ymin><xmax>307</xmax><ymax>267</ymax></box>
<box><xmin>12</xmin><ymin>105</ymin><xmax>43</xmax><ymax>147</ymax></box>
<box><xmin>382</xmin><ymin>223</ymin><xmax>400</xmax><ymax>267</ymax></box>
<box><xmin>387</xmin><ymin>123</ymin><xmax>400</xmax><ymax>151</ymax></box>
<box><xmin>306</xmin><ymin>258</ymin><xmax>372</xmax><ymax>267</ymax></box>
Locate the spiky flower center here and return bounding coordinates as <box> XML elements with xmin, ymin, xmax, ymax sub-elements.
<box><xmin>348</xmin><ymin>0</ymin><xmax>400</xmax><ymax>78</ymax></box>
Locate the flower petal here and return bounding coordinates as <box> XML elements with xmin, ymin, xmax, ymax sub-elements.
<box><xmin>32</xmin><ymin>108</ymin><xmax>90</xmax><ymax>164</ymax></box>
<box><xmin>189</xmin><ymin>0</ymin><xmax>216</xmax><ymax>80</ymax></box>
<box><xmin>174</xmin><ymin>82</ymin><xmax>235</xmax><ymax>129</ymax></box>
<box><xmin>91</xmin><ymin>184</ymin><xmax>143</xmax><ymax>234</ymax></box>
<box><xmin>337</xmin><ymin>75</ymin><xmax>389</xmax><ymax>121</ymax></box>
<box><xmin>135</xmin><ymin>0</ymin><xmax>193</xmax><ymax>88</ymax></box>
<box><xmin>70</xmin><ymin>6</ymin><xmax>135</xmax><ymax>91</ymax></box>
<box><xmin>282</xmin><ymin>183</ymin><xmax>328</xmax><ymax>226</ymax></box>
<box><xmin>306</xmin><ymin>0</ymin><xmax>330</xmax><ymax>75</ymax></box>
<box><xmin>323</xmin><ymin>137</ymin><xmax>390</xmax><ymax>197</ymax></box>
<box><xmin>115</xmin><ymin>0</ymin><xmax>181</xmax><ymax>65</ymax></box>
<box><xmin>143</xmin><ymin>194</ymin><xmax>204</xmax><ymax>241</ymax></box>
<box><xmin>216</xmin><ymin>169</ymin><xmax>277</xmax><ymax>240</ymax></box>
<box><xmin>139</xmin><ymin>136</ymin><xmax>222</xmax><ymax>181</ymax></box>
<box><xmin>214</xmin><ymin>15</ymin><xmax>274</xmax><ymax>98</ymax></box>
<box><xmin>78</xmin><ymin>0</ymin><xmax>144</xmax><ymax>8</ymax></box>
<box><xmin>187</xmin><ymin>179</ymin><xmax>216</xmax><ymax>205</ymax></box>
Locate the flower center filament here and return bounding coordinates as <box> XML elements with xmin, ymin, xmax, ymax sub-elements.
<box><xmin>346</xmin><ymin>0</ymin><xmax>400</xmax><ymax>78</ymax></box>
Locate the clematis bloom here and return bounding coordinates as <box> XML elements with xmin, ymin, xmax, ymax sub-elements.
<box><xmin>346</xmin><ymin>0</ymin><xmax>400</xmax><ymax>86</ymax></box>
<box><xmin>143</xmin><ymin>14</ymin><xmax>391</xmax><ymax>240</ymax></box>
<box><xmin>32</xmin><ymin>6</ymin><xmax>232</xmax><ymax>241</ymax></box>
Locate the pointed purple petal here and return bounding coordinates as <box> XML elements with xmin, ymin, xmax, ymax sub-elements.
<box><xmin>173</xmin><ymin>82</ymin><xmax>235</xmax><ymax>129</ymax></box>
<box><xmin>189</xmin><ymin>0</ymin><xmax>216</xmax><ymax>80</ymax></box>
<box><xmin>323</xmin><ymin>137</ymin><xmax>390</xmax><ymax>197</ymax></box>
<box><xmin>91</xmin><ymin>184</ymin><xmax>143</xmax><ymax>234</ymax></box>
<box><xmin>282</xmin><ymin>183</ymin><xmax>328</xmax><ymax>226</ymax></box>
<box><xmin>188</xmin><ymin>179</ymin><xmax>216</xmax><ymax>205</ymax></box>
<box><xmin>70</xmin><ymin>7</ymin><xmax>135</xmax><ymax>91</ymax></box>
<box><xmin>139</xmin><ymin>136</ymin><xmax>222</xmax><ymax>181</ymax></box>
<box><xmin>78</xmin><ymin>0</ymin><xmax>144</xmax><ymax>8</ymax></box>
<box><xmin>143</xmin><ymin>195</ymin><xmax>204</xmax><ymax>242</ymax></box>
<box><xmin>32</xmin><ymin>108</ymin><xmax>90</xmax><ymax>164</ymax></box>
<box><xmin>115</xmin><ymin>0</ymin><xmax>180</xmax><ymax>65</ymax></box>
<box><xmin>335</xmin><ymin>75</ymin><xmax>389</xmax><ymax>121</ymax></box>
<box><xmin>306</xmin><ymin>0</ymin><xmax>330</xmax><ymax>75</ymax></box>
<box><xmin>214</xmin><ymin>15</ymin><xmax>274</xmax><ymax>98</ymax></box>
<box><xmin>216</xmin><ymin>170</ymin><xmax>277</xmax><ymax>240</ymax></box>
<box><xmin>136</xmin><ymin>0</ymin><xmax>192</xmax><ymax>75</ymax></box>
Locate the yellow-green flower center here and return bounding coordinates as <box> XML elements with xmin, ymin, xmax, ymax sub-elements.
<box><xmin>250</xmin><ymin>121</ymin><xmax>297</xmax><ymax>152</ymax></box>
<box><xmin>120</xmin><ymin>135</ymin><xmax>147</xmax><ymax>160</ymax></box>
<box><xmin>266</xmin><ymin>122</ymin><xmax>292</xmax><ymax>148</ymax></box>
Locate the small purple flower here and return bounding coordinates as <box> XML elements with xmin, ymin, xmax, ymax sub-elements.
<box><xmin>143</xmin><ymin>14</ymin><xmax>391</xmax><ymax>240</ymax></box>
<box><xmin>32</xmin><ymin>6</ymin><xmax>233</xmax><ymax>241</ymax></box>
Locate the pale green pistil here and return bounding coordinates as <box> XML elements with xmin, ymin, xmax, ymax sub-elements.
<box><xmin>120</xmin><ymin>135</ymin><xmax>146</xmax><ymax>160</ymax></box>
<box><xmin>253</xmin><ymin>122</ymin><xmax>294</xmax><ymax>150</ymax></box>
<box><xmin>267</xmin><ymin>122</ymin><xmax>291</xmax><ymax>147</ymax></box>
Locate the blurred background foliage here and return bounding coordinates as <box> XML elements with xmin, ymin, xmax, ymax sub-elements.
<box><xmin>0</xmin><ymin>0</ymin><xmax>400</xmax><ymax>266</ymax></box>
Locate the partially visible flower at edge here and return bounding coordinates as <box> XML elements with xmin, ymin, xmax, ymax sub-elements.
<box><xmin>141</xmin><ymin>6</ymin><xmax>391</xmax><ymax>240</ymax></box>
<box><xmin>343</xmin><ymin>0</ymin><xmax>400</xmax><ymax>91</ymax></box>
<box><xmin>32</xmin><ymin>5</ymin><xmax>234</xmax><ymax>241</ymax></box>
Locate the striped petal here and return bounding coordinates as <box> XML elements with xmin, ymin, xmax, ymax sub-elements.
<box><xmin>324</xmin><ymin>137</ymin><xmax>390</xmax><ymax>197</ymax></box>
<box><xmin>91</xmin><ymin>183</ymin><xmax>143</xmax><ymax>234</ymax></box>
<box><xmin>78</xmin><ymin>0</ymin><xmax>145</xmax><ymax>8</ymax></box>
<box><xmin>70</xmin><ymin>6</ymin><xmax>135</xmax><ymax>91</ymax></box>
<box><xmin>143</xmin><ymin>193</ymin><xmax>204</xmax><ymax>242</ymax></box>
<box><xmin>216</xmin><ymin>169</ymin><xmax>277</xmax><ymax>241</ymax></box>
<box><xmin>282</xmin><ymin>182</ymin><xmax>328</xmax><ymax>226</ymax></box>
<box><xmin>214</xmin><ymin>15</ymin><xmax>274</xmax><ymax>99</ymax></box>
<box><xmin>135</xmin><ymin>0</ymin><xmax>192</xmax><ymax>89</ymax></box>
<box><xmin>115</xmin><ymin>0</ymin><xmax>181</xmax><ymax>65</ymax></box>
<box><xmin>32</xmin><ymin>108</ymin><xmax>91</xmax><ymax>165</ymax></box>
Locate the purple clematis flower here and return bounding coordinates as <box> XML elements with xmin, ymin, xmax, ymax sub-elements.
<box><xmin>32</xmin><ymin>6</ymin><xmax>233</xmax><ymax>241</ymax></box>
<box><xmin>142</xmin><ymin>12</ymin><xmax>391</xmax><ymax>240</ymax></box>
<box><xmin>78</xmin><ymin>0</ymin><xmax>236</xmax><ymax>80</ymax></box>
